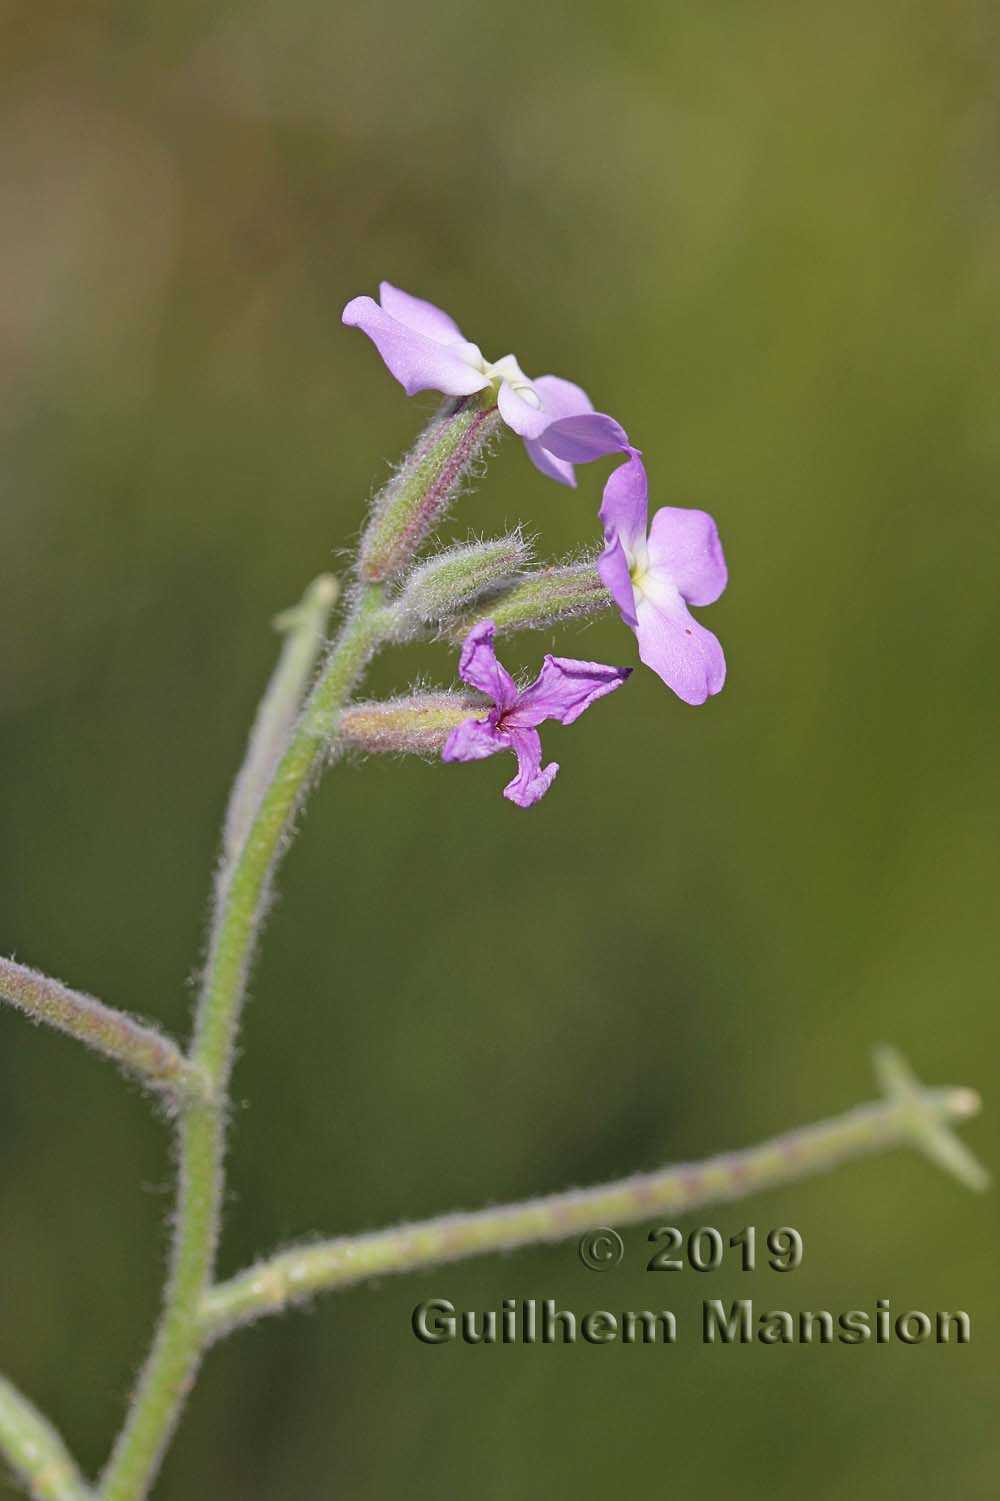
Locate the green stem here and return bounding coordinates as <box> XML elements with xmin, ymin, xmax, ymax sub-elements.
<box><xmin>0</xmin><ymin>957</ymin><xmax>206</xmax><ymax>1104</ymax></box>
<box><xmin>198</xmin><ymin>1067</ymin><xmax>984</xmax><ymax>1341</ymax></box>
<box><xmin>0</xmin><ymin>1374</ymin><xmax>91</xmax><ymax>1501</ymax></box>
<box><xmin>96</xmin><ymin>585</ymin><xmax>390</xmax><ymax>1501</ymax></box>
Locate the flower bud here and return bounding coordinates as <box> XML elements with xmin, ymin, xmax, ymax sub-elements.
<box><xmin>449</xmin><ymin>560</ymin><xmax>611</xmax><ymax>642</ymax></box>
<box><xmin>358</xmin><ymin>398</ymin><xmax>505</xmax><ymax>583</ymax></box>
<box><xmin>395</xmin><ymin>532</ymin><xmax>532</xmax><ymax>627</ymax></box>
<box><xmin>338</xmin><ymin>693</ymin><xmax>481</xmax><ymax>756</ymax></box>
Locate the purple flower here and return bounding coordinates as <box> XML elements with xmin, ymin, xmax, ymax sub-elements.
<box><xmin>342</xmin><ymin>282</ymin><xmax>628</xmax><ymax>487</ymax></box>
<box><xmin>442</xmin><ymin>620</ymin><xmax>631</xmax><ymax>807</ymax></box>
<box><xmin>598</xmin><ymin>453</ymin><xmax>728</xmax><ymax>705</ymax></box>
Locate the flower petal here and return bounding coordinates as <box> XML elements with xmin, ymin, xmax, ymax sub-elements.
<box><xmin>599</xmin><ymin>452</ymin><xmax>649</xmax><ymax>555</ymax></box>
<box><xmin>442</xmin><ymin>716</ymin><xmax>508</xmax><ymax>763</ymax></box>
<box><xmin>497</xmin><ymin>378</ymin><xmax>551</xmax><ymax>439</ymax></box>
<box><xmin>596</xmin><ymin>452</ymin><xmax>649</xmax><ymax>628</ymax></box>
<box><xmin>503</xmin><ymin>727</ymin><xmax>559</xmax><ymax>807</ymax></box>
<box><xmin>523</xmin><ymin>440</ymin><xmax>578</xmax><ymax>487</ymax></box>
<box><xmin>534</xmin><ymin>375</ymin><xmax>594</xmax><ymax>421</ymax></box>
<box><xmin>521</xmin><ymin>377</ymin><xmax>595</xmax><ymax>485</ymax></box>
<box><xmin>377</xmin><ymin>282</ymin><xmax>466</xmax><ymax>344</ymax></box>
<box><xmin>456</xmin><ymin>620</ymin><xmax>518</xmax><ymax>712</ymax></box>
<box><xmin>597</xmin><ymin>534</ymin><xmax>638</xmax><ymax>628</ymax></box>
<box><xmin>512</xmin><ymin>656</ymin><xmax>632</xmax><ymax>728</ymax></box>
<box><xmin>342</xmin><ymin>296</ymin><xmax>488</xmax><ymax>398</ymax></box>
<box><xmin>646</xmin><ymin>506</ymin><xmax>728</xmax><ymax>607</ymax></box>
<box><xmin>634</xmin><ymin>595</ymin><xmax>726</xmax><ymax>705</ymax></box>
<box><xmin>538</xmin><ymin>412</ymin><xmax>631</xmax><ymax>465</ymax></box>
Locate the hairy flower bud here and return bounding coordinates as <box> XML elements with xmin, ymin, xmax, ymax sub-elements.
<box><xmin>338</xmin><ymin>693</ymin><xmax>482</xmax><ymax>756</ymax></box>
<box><xmin>395</xmin><ymin>532</ymin><xmax>532</xmax><ymax>627</ymax></box>
<box><xmin>358</xmin><ymin>398</ymin><xmax>504</xmax><ymax>583</ymax></box>
<box><xmin>448</xmin><ymin>560</ymin><xmax>611</xmax><ymax>642</ymax></box>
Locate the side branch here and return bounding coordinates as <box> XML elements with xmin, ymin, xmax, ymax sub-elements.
<box><xmin>200</xmin><ymin>1057</ymin><xmax>986</xmax><ymax>1341</ymax></box>
<box><xmin>0</xmin><ymin>1374</ymin><xmax>91</xmax><ymax>1501</ymax></box>
<box><xmin>0</xmin><ymin>958</ymin><xmax>208</xmax><ymax>1104</ymax></box>
<box><xmin>222</xmin><ymin>573</ymin><xmax>339</xmax><ymax>868</ymax></box>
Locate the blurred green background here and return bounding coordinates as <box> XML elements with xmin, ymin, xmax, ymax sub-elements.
<box><xmin>1</xmin><ymin>0</ymin><xmax>997</xmax><ymax>1495</ymax></box>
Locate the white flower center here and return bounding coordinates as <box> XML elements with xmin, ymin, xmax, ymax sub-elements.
<box><xmin>628</xmin><ymin>542</ymin><xmax>682</xmax><ymax>614</ymax></box>
<box><xmin>627</xmin><ymin>540</ymin><xmax>652</xmax><ymax>599</ymax></box>
<box><xmin>457</xmin><ymin>343</ymin><xmax>542</xmax><ymax>409</ymax></box>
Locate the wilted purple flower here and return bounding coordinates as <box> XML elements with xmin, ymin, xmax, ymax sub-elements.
<box><xmin>342</xmin><ymin>282</ymin><xmax>628</xmax><ymax>487</ymax></box>
<box><xmin>598</xmin><ymin>453</ymin><xmax>728</xmax><ymax>705</ymax></box>
<box><xmin>442</xmin><ymin>620</ymin><xmax>631</xmax><ymax>807</ymax></box>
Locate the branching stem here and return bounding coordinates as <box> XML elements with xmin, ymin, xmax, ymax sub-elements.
<box><xmin>197</xmin><ymin>1068</ymin><xmax>985</xmax><ymax>1340</ymax></box>
<box><xmin>0</xmin><ymin>406</ymin><xmax>988</xmax><ymax>1501</ymax></box>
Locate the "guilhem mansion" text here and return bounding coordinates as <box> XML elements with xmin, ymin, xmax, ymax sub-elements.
<box><xmin>412</xmin><ymin>1297</ymin><xmax>970</xmax><ymax>1347</ymax></box>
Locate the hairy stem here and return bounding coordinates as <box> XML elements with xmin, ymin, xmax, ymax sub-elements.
<box><xmin>0</xmin><ymin>1375</ymin><xmax>91</xmax><ymax>1501</ymax></box>
<box><xmin>199</xmin><ymin>1062</ymin><xmax>985</xmax><ymax>1340</ymax></box>
<box><xmin>0</xmin><ymin>957</ymin><xmax>205</xmax><ymax>1104</ymax></box>
<box><xmin>96</xmin><ymin>585</ymin><xmax>390</xmax><ymax>1501</ymax></box>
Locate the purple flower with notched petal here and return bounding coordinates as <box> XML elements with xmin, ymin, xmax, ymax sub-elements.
<box><xmin>442</xmin><ymin>621</ymin><xmax>631</xmax><ymax>807</ymax></box>
<box><xmin>342</xmin><ymin>282</ymin><xmax>628</xmax><ymax>487</ymax></box>
<box><xmin>598</xmin><ymin>453</ymin><xmax>728</xmax><ymax>706</ymax></box>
